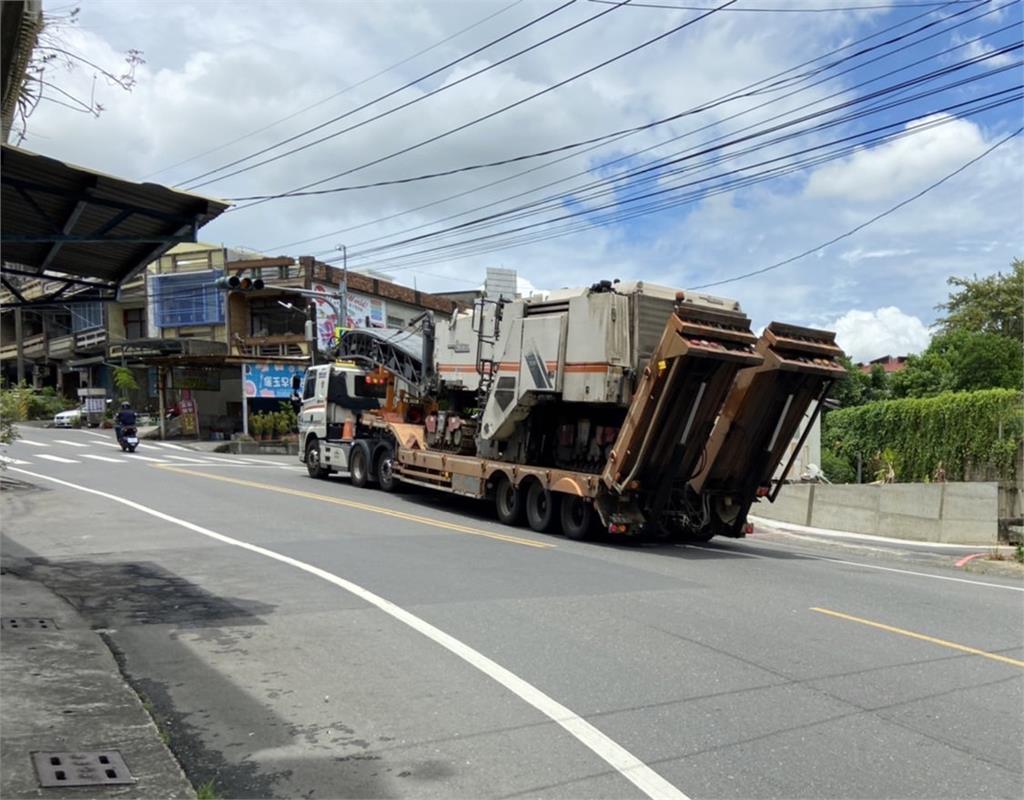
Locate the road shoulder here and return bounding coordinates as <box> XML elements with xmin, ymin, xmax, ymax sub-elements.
<box><xmin>0</xmin><ymin>562</ymin><xmax>196</xmax><ymax>799</ymax></box>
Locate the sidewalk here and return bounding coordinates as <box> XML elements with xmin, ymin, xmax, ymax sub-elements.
<box><xmin>0</xmin><ymin>566</ymin><xmax>195</xmax><ymax>799</ymax></box>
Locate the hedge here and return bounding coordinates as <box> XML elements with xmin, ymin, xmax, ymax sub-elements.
<box><xmin>823</xmin><ymin>388</ymin><xmax>1022</xmax><ymax>482</ymax></box>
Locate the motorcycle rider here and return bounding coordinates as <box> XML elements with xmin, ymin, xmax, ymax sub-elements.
<box><xmin>115</xmin><ymin>401</ymin><xmax>137</xmax><ymax>444</ymax></box>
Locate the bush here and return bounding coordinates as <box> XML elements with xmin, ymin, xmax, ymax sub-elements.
<box><xmin>823</xmin><ymin>388</ymin><xmax>1022</xmax><ymax>482</ymax></box>
<box><xmin>0</xmin><ymin>382</ymin><xmax>75</xmax><ymax>421</ymax></box>
<box><xmin>821</xmin><ymin>448</ymin><xmax>856</xmax><ymax>484</ymax></box>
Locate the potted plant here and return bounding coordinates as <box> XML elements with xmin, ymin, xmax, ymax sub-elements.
<box><xmin>274</xmin><ymin>411</ymin><xmax>290</xmax><ymax>441</ymax></box>
<box><xmin>251</xmin><ymin>413</ymin><xmax>266</xmax><ymax>441</ymax></box>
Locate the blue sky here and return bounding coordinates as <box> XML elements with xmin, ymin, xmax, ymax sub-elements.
<box><xmin>22</xmin><ymin>0</ymin><xmax>1024</xmax><ymax>360</ymax></box>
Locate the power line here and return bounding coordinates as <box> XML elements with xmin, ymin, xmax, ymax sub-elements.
<box><xmin>232</xmin><ymin>8</ymin><xmax>1013</xmax><ymax>207</ymax></box>
<box><xmin>324</xmin><ymin>12</ymin><xmax>1019</xmax><ymax>260</ymax></box>
<box><xmin>264</xmin><ymin>0</ymin><xmax>1001</xmax><ymax>251</ymax></box>
<box><xmin>330</xmin><ymin>79</ymin><xmax>1021</xmax><ymax>272</ymax></box>
<box><xmin>588</xmin><ymin>0</ymin><xmax>977</xmax><ymax>10</ymax></box>
<box><xmin>688</xmin><ymin>125</ymin><xmax>1022</xmax><ymax>289</ymax></box>
<box><xmin>227</xmin><ymin>0</ymin><xmax>739</xmax><ymax>211</ymax></box>
<box><xmin>142</xmin><ymin>0</ymin><xmax>527</xmax><ymax>181</ymax></box>
<box><xmin>337</xmin><ymin>50</ymin><xmax>1023</xmax><ymax>262</ymax></box>
<box><xmin>178</xmin><ymin>0</ymin><xmax>587</xmax><ymax>189</ymax></box>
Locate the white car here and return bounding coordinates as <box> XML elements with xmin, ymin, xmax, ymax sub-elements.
<box><xmin>53</xmin><ymin>406</ymin><xmax>84</xmax><ymax>428</ymax></box>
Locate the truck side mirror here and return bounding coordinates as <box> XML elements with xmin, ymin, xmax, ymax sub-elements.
<box><xmin>291</xmin><ymin>374</ymin><xmax>302</xmax><ymax>391</ymax></box>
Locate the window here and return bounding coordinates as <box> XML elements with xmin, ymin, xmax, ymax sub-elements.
<box><xmin>387</xmin><ymin>315</ymin><xmax>405</xmax><ymax>328</ymax></box>
<box><xmin>302</xmin><ymin>371</ymin><xmax>317</xmax><ymax>400</ymax></box>
<box><xmin>249</xmin><ymin>297</ymin><xmax>305</xmax><ymax>336</ymax></box>
<box><xmin>150</xmin><ymin>271</ymin><xmax>224</xmax><ymax>328</ymax></box>
<box><xmin>71</xmin><ymin>302</ymin><xmax>103</xmax><ymax>332</ymax></box>
<box><xmin>123</xmin><ymin>308</ymin><xmax>146</xmax><ymax>340</ymax></box>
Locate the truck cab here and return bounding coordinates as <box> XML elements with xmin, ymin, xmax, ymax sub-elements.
<box><xmin>297</xmin><ymin>362</ymin><xmax>386</xmax><ymax>478</ymax></box>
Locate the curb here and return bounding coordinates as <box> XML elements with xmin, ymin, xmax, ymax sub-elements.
<box><xmin>748</xmin><ymin>515</ymin><xmax>1009</xmax><ymax>551</ymax></box>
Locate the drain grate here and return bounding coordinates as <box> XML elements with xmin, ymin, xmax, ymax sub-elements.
<box><xmin>32</xmin><ymin>751</ymin><xmax>136</xmax><ymax>787</ymax></box>
<box><xmin>2</xmin><ymin>618</ymin><xmax>58</xmax><ymax>630</ymax></box>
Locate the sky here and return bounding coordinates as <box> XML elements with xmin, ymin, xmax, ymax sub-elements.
<box><xmin>19</xmin><ymin>0</ymin><xmax>1024</xmax><ymax>362</ymax></box>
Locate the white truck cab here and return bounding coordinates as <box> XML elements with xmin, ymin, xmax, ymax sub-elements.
<box><xmin>297</xmin><ymin>362</ymin><xmax>386</xmax><ymax>478</ymax></box>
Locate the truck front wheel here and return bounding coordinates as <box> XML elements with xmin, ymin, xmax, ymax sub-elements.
<box><xmin>525</xmin><ymin>481</ymin><xmax>560</xmax><ymax>533</ymax></box>
<box><xmin>350</xmin><ymin>444</ymin><xmax>371</xmax><ymax>488</ymax></box>
<box><xmin>305</xmin><ymin>438</ymin><xmax>329</xmax><ymax>479</ymax></box>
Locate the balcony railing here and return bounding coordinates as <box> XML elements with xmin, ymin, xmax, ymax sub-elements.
<box><xmin>233</xmin><ymin>334</ymin><xmax>308</xmax><ymax>359</ymax></box>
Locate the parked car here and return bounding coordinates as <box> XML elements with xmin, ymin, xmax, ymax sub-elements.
<box><xmin>53</xmin><ymin>406</ymin><xmax>85</xmax><ymax>428</ymax></box>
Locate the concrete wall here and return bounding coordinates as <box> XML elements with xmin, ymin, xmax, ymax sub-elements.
<box><xmin>753</xmin><ymin>482</ymin><xmax>999</xmax><ymax>545</ymax></box>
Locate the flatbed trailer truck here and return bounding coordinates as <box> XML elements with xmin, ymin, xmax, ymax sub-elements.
<box><xmin>298</xmin><ymin>281</ymin><xmax>845</xmax><ymax>541</ymax></box>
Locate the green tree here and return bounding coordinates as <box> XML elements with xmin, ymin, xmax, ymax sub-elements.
<box><xmin>829</xmin><ymin>356</ymin><xmax>867</xmax><ymax>408</ymax></box>
<box><xmin>892</xmin><ymin>330</ymin><xmax>1022</xmax><ymax>398</ymax></box>
<box><xmin>935</xmin><ymin>258</ymin><xmax>1024</xmax><ymax>341</ymax></box>
<box><xmin>112</xmin><ymin>367</ymin><xmax>139</xmax><ymax>400</ymax></box>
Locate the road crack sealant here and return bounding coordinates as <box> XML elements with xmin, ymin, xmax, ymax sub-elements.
<box><xmin>10</xmin><ymin>466</ymin><xmax>690</xmax><ymax>800</ymax></box>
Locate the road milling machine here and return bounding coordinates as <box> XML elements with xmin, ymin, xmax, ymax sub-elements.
<box><xmin>298</xmin><ymin>280</ymin><xmax>845</xmax><ymax>541</ymax></box>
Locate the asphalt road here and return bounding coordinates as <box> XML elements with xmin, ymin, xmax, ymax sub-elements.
<box><xmin>2</xmin><ymin>426</ymin><xmax>1022</xmax><ymax>800</ymax></box>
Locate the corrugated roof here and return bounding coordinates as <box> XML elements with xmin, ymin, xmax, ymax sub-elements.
<box><xmin>1</xmin><ymin>144</ymin><xmax>228</xmax><ymax>297</ymax></box>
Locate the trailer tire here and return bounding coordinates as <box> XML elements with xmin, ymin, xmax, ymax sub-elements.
<box><xmin>349</xmin><ymin>442</ymin><xmax>371</xmax><ymax>488</ymax></box>
<box><xmin>305</xmin><ymin>437</ymin><xmax>330</xmax><ymax>479</ymax></box>
<box><xmin>375</xmin><ymin>445</ymin><xmax>399</xmax><ymax>493</ymax></box>
<box><xmin>559</xmin><ymin>495</ymin><xmax>593</xmax><ymax>540</ymax></box>
<box><xmin>494</xmin><ymin>474</ymin><xmax>524</xmax><ymax>526</ymax></box>
<box><xmin>525</xmin><ymin>481</ymin><xmax>560</xmax><ymax>533</ymax></box>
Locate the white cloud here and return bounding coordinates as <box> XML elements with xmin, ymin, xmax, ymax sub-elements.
<box><xmin>15</xmin><ymin>1</ymin><xmax>1024</xmax><ymax>338</ymax></box>
<box><xmin>830</xmin><ymin>307</ymin><xmax>931</xmax><ymax>363</ymax></box>
<box><xmin>805</xmin><ymin>114</ymin><xmax>988</xmax><ymax>203</ymax></box>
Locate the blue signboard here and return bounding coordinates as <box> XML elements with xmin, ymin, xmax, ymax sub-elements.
<box><xmin>243</xmin><ymin>363</ymin><xmax>304</xmax><ymax>399</ymax></box>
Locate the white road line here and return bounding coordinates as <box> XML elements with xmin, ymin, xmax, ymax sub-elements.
<box><xmin>83</xmin><ymin>454</ymin><xmax>127</xmax><ymax>464</ymax></box>
<box><xmin>0</xmin><ymin>455</ymin><xmax>30</xmax><ymax>465</ymax></box>
<box><xmin>94</xmin><ymin>441</ymin><xmax>122</xmax><ymax>449</ymax></box>
<box><xmin>36</xmin><ymin>454</ymin><xmax>79</xmax><ymax>464</ymax></box>
<box><xmin>151</xmin><ymin>442</ymin><xmax>191</xmax><ymax>451</ymax></box>
<box><xmin>53</xmin><ymin>440</ymin><xmax>88</xmax><ymax>448</ymax></box>
<box><xmin>688</xmin><ymin>545</ymin><xmax>1024</xmax><ymax>593</ymax></box>
<box><xmin>163</xmin><ymin>455</ymin><xmax>214</xmax><ymax>464</ymax></box>
<box><xmin>81</xmin><ymin>430</ymin><xmax>108</xmax><ymax>438</ymax></box>
<box><xmin>18</xmin><ymin>440</ymin><xmax>49</xmax><ymax>447</ymax></box>
<box><xmin>203</xmin><ymin>456</ymin><xmax>253</xmax><ymax>464</ymax></box>
<box><xmin>126</xmin><ymin>455</ymin><xmax>170</xmax><ymax>463</ymax></box>
<box><xmin>7</xmin><ymin>467</ymin><xmax>690</xmax><ymax>800</ymax></box>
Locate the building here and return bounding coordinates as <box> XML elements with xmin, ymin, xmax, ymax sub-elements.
<box><xmin>858</xmin><ymin>355</ymin><xmax>908</xmax><ymax>374</ymax></box>
<box><xmin>1</xmin><ymin>246</ymin><xmax>457</xmax><ymax>438</ymax></box>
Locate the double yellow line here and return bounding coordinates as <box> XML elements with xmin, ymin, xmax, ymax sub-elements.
<box><xmin>156</xmin><ymin>465</ymin><xmax>555</xmax><ymax>549</ymax></box>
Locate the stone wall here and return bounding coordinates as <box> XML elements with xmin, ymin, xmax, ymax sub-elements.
<box><xmin>752</xmin><ymin>482</ymin><xmax>1000</xmax><ymax>545</ymax></box>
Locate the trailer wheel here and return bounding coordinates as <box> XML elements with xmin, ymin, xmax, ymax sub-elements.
<box><xmin>494</xmin><ymin>475</ymin><xmax>524</xmax><ymax>526</ymax></box>
<box><xmin>305</xmin><ymin>437</ymin><xmax>330</xmax><ymax>479</ymax></box>
<box><xmin>559</xmin><ymin>495</ymin><xmax>593</xmax><ymax>540</ymax></box>
<box><xmin>375</xmin><ymin>446</ymin><xmax>399</xmax><ymax>493</ymax></box>
<box><xmin>525</xmin><ymin>481</ymin><xmax>560</xmax><ymax>533</ymax></box>
<box><xmin>350</xmin><ymin>443</ymin><xmax>371</xmax><ymax>488</ymax></box>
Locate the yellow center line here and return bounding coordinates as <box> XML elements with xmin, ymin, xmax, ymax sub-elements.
<box><xmin>811</xmin><ymin>607</ymin><xmax>1024</xmax><ymax>669</ymax></box>
<box><xmin>154</xmin><ymin>464</ymin><xmax>555</xmax><ymax>550</ymax></box>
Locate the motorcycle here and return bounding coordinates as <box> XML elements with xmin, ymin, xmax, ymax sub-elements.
<box><xmin>118</xmin><ymin>425</ymin><xmax>139</xmax><ymax>453</ymax></box>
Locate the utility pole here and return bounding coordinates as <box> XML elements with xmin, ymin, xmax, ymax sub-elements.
<box><xmin>14</xmin><ymin>308</ymin><xmax>25</xmax><ymax>384</ymax></box>
<box><xmin>335</xmin><ymin>243</ymin><xmax>348</xmax><ymax>333</ymax></box>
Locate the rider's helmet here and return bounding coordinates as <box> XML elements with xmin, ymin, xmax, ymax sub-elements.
<box><xmin>121</xmin><ymin>401</ymin><xmax>131</xmax><ymax>409</ymax></box>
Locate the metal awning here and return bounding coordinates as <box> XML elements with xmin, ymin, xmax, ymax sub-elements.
<box><xmin>1</xmin><ymin>144</ymin><xmax>228</xmax><ymax>306</ymax></box>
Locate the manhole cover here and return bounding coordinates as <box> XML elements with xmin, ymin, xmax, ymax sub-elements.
<box><xmin>2</xmin><ymin>618</ymin><xmax>58</xmax><ymax>630</ymax></box>
<box><xmin>32</xmin><ymin>751</ymin><xmax>135</xmax><ymax>787</ymax></box>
